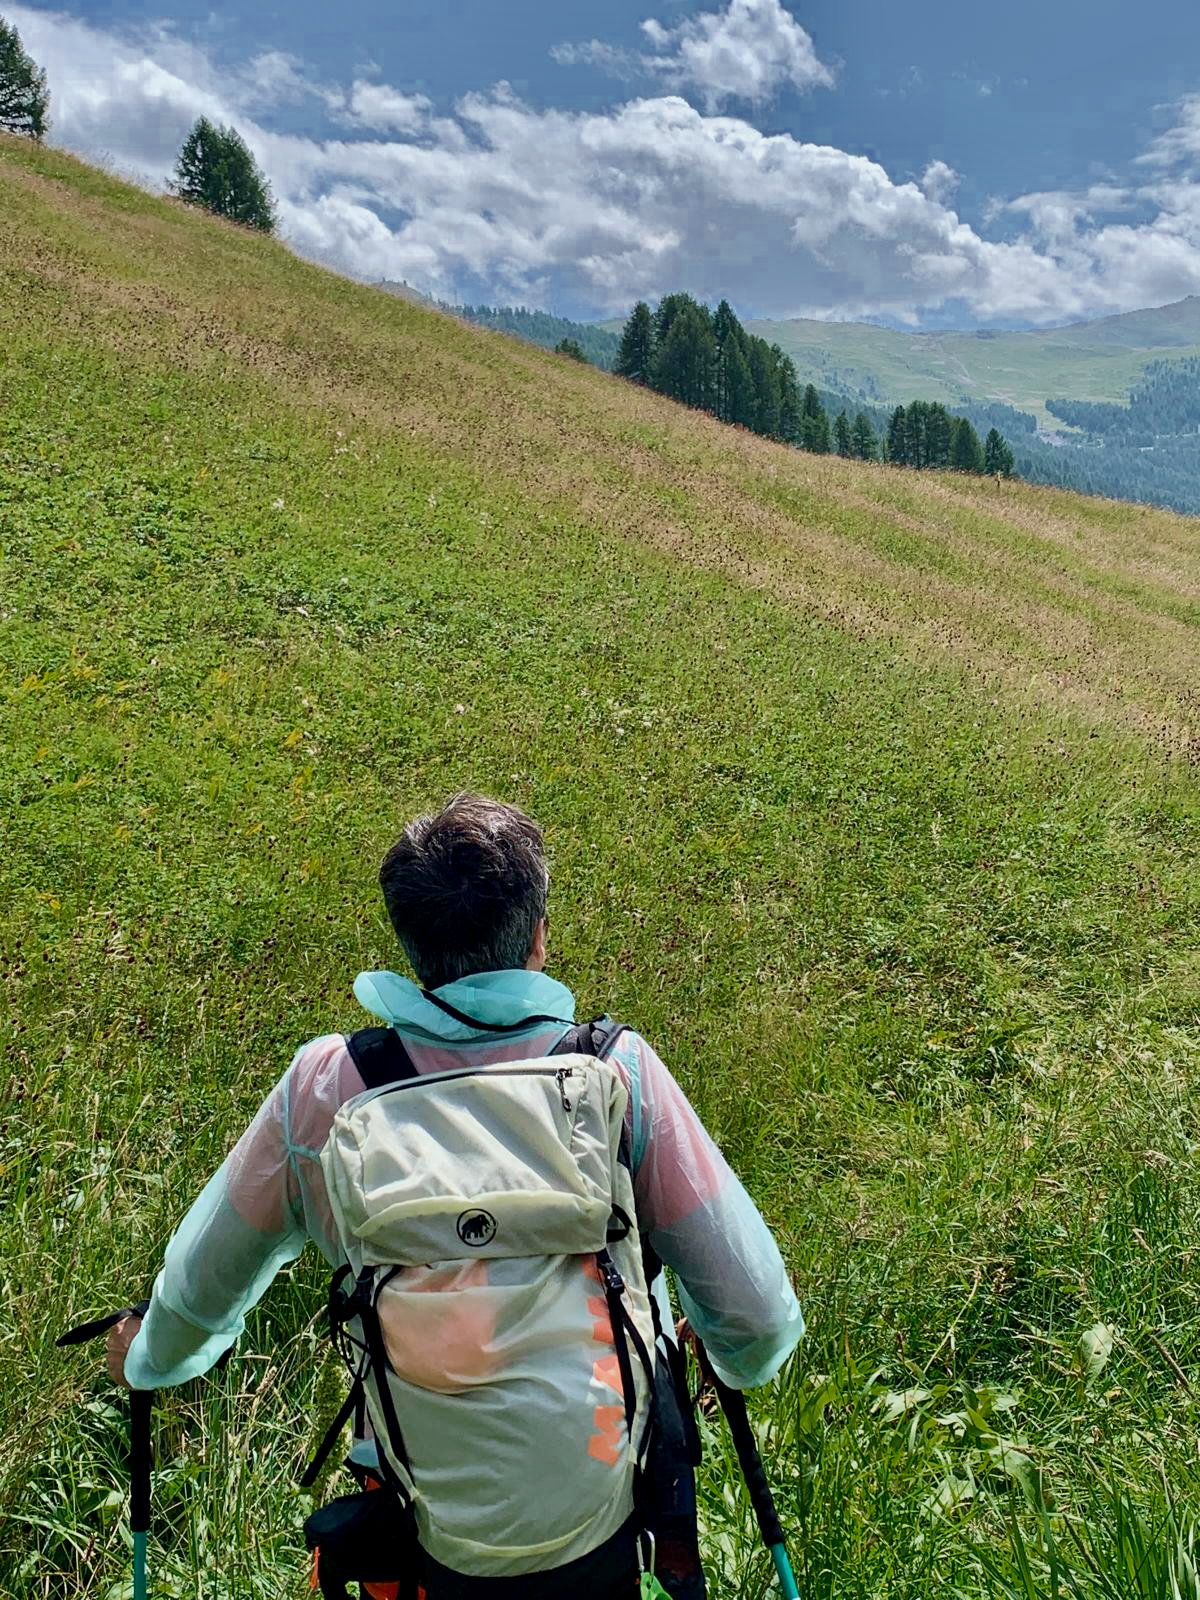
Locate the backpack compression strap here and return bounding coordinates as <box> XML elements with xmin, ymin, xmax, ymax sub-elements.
<box><xmin>345</xmin><ymin>1027</ymin><xmax>420</xmax><ymax>1091</ymax></box>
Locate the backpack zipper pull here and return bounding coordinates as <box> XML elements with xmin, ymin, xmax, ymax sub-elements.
<box><xmin>554</xmin><ymin>1066</ymin><xmax>573</xmax><ymax>1113</ymax></box>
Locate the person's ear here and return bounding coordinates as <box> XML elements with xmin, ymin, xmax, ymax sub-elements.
<box><xmin>526</xmin><ymin>918</ymin><xmax>547</xmax><ymax>970</ymax></box>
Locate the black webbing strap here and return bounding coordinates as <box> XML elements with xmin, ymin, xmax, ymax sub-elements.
<box><xmin>345</xmin><ymin>1027</ymin><xmax>421</xmax><ymax>1090</ymax></box>
<box><xmin>596</xmin><ymin>1248</ymin><xmax>657</xmax><ymax>1470</ymax></box>
<box><xmin>300</xmin><ymin>1380</ymin><xmax>362</xmax><ymax>1490</ymax></box>
<box><xmin>358</xmin><ymin>1269</ymin><xmax>413</xmax><ymax>1483</ymax></box>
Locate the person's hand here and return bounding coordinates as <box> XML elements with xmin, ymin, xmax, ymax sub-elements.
<box><xmin>106</xmin><ymin>1314</ymin><xmax>142</xmax><ymax>1388</ymax></box>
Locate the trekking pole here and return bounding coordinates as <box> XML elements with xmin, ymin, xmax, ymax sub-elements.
<box><xmin>695</xmin><ymin>1341</ymin><xmax>799</xmax><ymax>1600</ymax></box>
<box><xmin>57</xmin><ymin>1304</ymin><xmax>152</xmax><ymax>1600</ymax></box>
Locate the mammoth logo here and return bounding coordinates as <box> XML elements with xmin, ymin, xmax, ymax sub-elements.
<box><xmin>457</xmin><ymin>1209</ymin><xmax>497</xmax><ymax>1247</ymax></box>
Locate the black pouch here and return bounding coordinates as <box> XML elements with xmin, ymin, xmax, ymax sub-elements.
<box><xmin>304</xmin><ymin>1487</ymin><xmax>421</xmax><ymax>1600</ymax></box>
<box><xmin>644</xmin><ymin>1341</ymin><xmax>706</xmax><ymax>1600</ymax></box>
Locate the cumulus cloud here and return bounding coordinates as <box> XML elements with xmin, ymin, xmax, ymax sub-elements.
<box><xmin>921</xmin><ymin>160</ymin><xmax>959</xmax><ymax>205</ymax></box>
<box><xmin>555</xmin><ymin>0</ymin><xmax>833</xmax><ymax>108</ymax></box>
<box><xmin>340</xmin><ymin>80</ymin><xmax>432</xmax><ymax>134</ymax></box>
<box><xmin>8</xmin><ymin>1</ymin><xmax>1200</xmax><ymax>324</ymax></box>
<box><xmin>1140</xmin><ymin>94</ymin><xmax>1200</xmax><ymax>168</ymax></box>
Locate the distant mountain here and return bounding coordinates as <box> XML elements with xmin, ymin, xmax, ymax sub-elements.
<box><xmin>744</xmin><ymin>297</ymin><xmax>1200</xmax><ymax>428</ymax></box>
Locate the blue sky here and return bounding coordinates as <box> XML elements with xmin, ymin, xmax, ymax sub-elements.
<box><xmin>9</xmin><ymin>0</ymin><xmax>1200</xmax><ymax>326</ymax></box>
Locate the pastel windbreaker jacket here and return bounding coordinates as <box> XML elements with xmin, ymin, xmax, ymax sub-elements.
<box><xmin>125</xmin><ymin>969</ymin><xmax>804</xmax><ymax>1394</ymax></box>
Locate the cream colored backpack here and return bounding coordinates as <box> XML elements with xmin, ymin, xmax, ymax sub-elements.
<box><xmin>306</xmin><ymin>1021</ymin><xmax>658</xmax><ymax>1581</ymax></box>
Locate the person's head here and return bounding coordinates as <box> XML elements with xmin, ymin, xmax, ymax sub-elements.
<box><xmin>379</xmin><ymin>792</ymin><xmax>549</xmax><ymax>989</ymax></box>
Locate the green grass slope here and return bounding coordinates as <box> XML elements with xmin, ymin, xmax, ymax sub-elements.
<box><xmin>750</xmin><ymin>298</ymin><xmax>1200</xmax><ymax>425</ymax></box>
<box><xmin>3</xmin><ymin>136</ymin><xmax>1200</xmax><ymax>1599</ymax></box>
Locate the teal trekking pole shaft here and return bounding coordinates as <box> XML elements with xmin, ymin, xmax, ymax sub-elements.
<box><xmin>696</xmin><ymin>1342</ymin><xmax>799</xmax><ymax>1600</ymax></box>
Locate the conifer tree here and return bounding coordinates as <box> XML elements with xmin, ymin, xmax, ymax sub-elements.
<box><xmin>984</xmin><ymin>427</ymin><xmax>1015</xmax><ymax>477</ymax></box>
<box><xmin>653</xmin><ymin>292</ymin><xmax>695</xmax><ymax>348</ymax></box>
<box><xmin>650</xmin><ymin>300</ymin><xmax>715</xmax><ymax>410</ymax></box>
<box><xmin>174</xmin><ymin>118</ymin><xmax>276</xmax><ymax>232</ymax></box>
<box><xmin>886</xmin><ymin>406</ymin><xmax>908</xmax><ymax>465</ymax></box>
<box><xmin>723</xmin><ymin>336</ymin><xmax>756</xmax><ymax>429</ymax></box>
<box><xmin>554</xmin><ymin>337</ymin><xmax>588</xmax><ymax>362</ymax></box>
<box><xmin>905</xmin><ymin>401</ymin><xmax>928</xmax><ymax>469</ymax></box>
<box><xmin>833</xmin><ymin>410</ymin><xmax>852</xmax><ymax>457</ymax></box>
<box><xmin>950</xmin><ymin>416</ymin><xmax>984</xmax><ymax>472</ymax></box>
<box><xmin>925</xmin><ymin>403</ymin><xmax>953</xmax><ymax>468</ymax></box>
<box><xmin>775</xmin><ymin>349</ymin><xmax>802</xmax><ymax>444</ymax></box>
<box><xmin>851</xmin><ymin>411</ymin><xmax>878</xmax><ymax>461</ymax></box>
<box><xmin>712</xmin><ymin>299</ymin><xmax>743</xmax><ymax>421</ymax></box>
<box><xmin>0</xmin><ymin>15</ymin><xmax>49</xmax><ymax>139</ymax></box>
<box><xmin>746</xmin><ymin>337</ymin><xmax>781</xmax><ymax>438</ymax></box>
<box><xmin>800</xmin><ymin>384</ymin><xmax>830</xmax><ymax>453</ymax></box>
<box><xmin>615</xmin><ymin>302</ymin><xmax>654</xmax><ymax>384</ymax></box>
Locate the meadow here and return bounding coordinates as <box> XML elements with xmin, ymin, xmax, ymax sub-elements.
<box><xmin>746</xmin><ymin>309</ymin><xmax>1200</xmax><ymax>428</ymax></box>
<box><xmin>2</xmin><ymin>134</ymin><xmax>1200</xmax><ymax>1599</ymax></box>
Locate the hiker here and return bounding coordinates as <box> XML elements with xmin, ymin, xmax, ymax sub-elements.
<box><xmin>105</xmin><ymin>793</ymin><xmax>804</xmax><ymax>1597</ymax></box>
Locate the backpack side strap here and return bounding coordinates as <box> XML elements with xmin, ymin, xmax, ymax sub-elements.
<box><xmin>346</xmin><ymin>1027</ymin><xmax>420</xmax><ymax>1090</ymax></box>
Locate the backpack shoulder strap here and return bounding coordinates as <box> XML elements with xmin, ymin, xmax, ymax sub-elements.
<box><xmin>552</xmin><ymin>1017</ymin><xmax>629</xmax><ymax>1061</ymax></box>
<box><xmin>345</xmin><ymin>1026</ymin><xmax>420</xmax><ymax>1090</ymax></box>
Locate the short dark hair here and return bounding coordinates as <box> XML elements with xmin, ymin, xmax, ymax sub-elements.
<box><xmin>379</xmin><ymin>793</ymin><xmax>549</xmax><ymax>989</ymax></box>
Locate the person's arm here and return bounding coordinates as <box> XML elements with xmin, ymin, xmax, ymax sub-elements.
<box><xmin>114</xmin><ymin>1052</ymin><xmax>314</xmax><ymax>1390</ymax></box>
<box><xmin>619</xmin><ymin>1034</ymin><xmax>804</xmax><ymax>1390</ymax></box>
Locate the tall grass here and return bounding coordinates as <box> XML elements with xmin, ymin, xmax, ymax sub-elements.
<box><xmin>2</xmin><ymin>136</ymin><xmax>1199</xmax><ymax>1598</ymax></box>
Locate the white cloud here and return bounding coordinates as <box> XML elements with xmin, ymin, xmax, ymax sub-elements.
<box><xmin>555</xmin><ymin>0</ymin><xmax>832</xmax><ymax>109</ymax></box>
<box><xmin>8</xmin><ymin>1</ymin><xmax>1200</xmax><ymax>325</ymax></box>
<box><xmin>1140</xmin><ymin>94</ymin><xmax>1200</xmax><ymax>168</ymax></box>
<box><xmin>921</xmin><ymin>160</ymin><xmax>959</xmax><ymax>205</ymax></box>
<box><xmin>341</xmin><ymin>80</ymin><xmax>432</xmax><ymax>134</ymax></box>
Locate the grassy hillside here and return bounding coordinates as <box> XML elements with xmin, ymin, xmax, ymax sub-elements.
<box><xmin>748</xmin><ymin>299</ymin><xmax>1200</xmax><ymax>426</ymax></box>
<box><xmin>3</xmin><ymin>134</ymin><xmax>1200</xmax><ymax>1600</ymax></box>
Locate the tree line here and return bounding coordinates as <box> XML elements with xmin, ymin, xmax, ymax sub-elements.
<box><xmin>1047</xmin><ymin>358</ymin><xmax>1200</xmax><ymax>446</ymax></box>
<box><xmin>615</xmin><ymin>294</ymin><xmax>1014</xmax><ymax>475</ymax></box>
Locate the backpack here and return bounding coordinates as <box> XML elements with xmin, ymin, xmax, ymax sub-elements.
<box><xmin>305</xmin><ymin>1017</ymin><xmax>666</xmax><ymax>1586</ymax></box>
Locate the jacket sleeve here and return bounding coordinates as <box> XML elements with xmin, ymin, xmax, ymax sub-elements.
<box><xmin>123</xmin><ymin>1060</ymin><xmax>308</xmax><ymax>1390</ymax></box>
<box><xmin>619</xmin><ymin>1033</ymin><xmax>804</xmax><ymax>1391</ymax></box>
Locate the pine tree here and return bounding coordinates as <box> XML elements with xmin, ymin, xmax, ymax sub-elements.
<box><xmin>615</xmin><ymin>302</ymin><xmax>654</xmax><ymax>385</ymax></box>
<box><xmin>984</xmin><ymin>428</ymin><xmax>1015</xmax><ymax>477</ymax></box>
<box><xmin>650</xmin><ymin>301</ymin><xmax>715</xmax><ymax>410</ymax></box>
<box><xmin>0</xmin><ymin>15</ymin><xmax>49</xmax><ymax>139</ymax></box>
<box><xmin>723</xmin><ymin>336</ymin><xmax>756</xmax><ymax>429</ymax></box>
<box><xmin>712</xmin><ymin>299</ymin><xmax>743</xmax><ymax>421</ymax></box>
<box><xmin>851</xmin><ymin>411</ymin><xmax>878</xmax><ymax>461</ymax></box>
<box><xmin>776</xmin><ymin>351</ymin><xmax>802</xmax><ymax>444</ymax></box>
<box><xmin>555</xmin><ymin>338</ymin><xmax>588</xmax><ymax>362</ymax></box>
<box><xmin>950</xmin><ymin>416</ymin><xmax>984</xmax><ymax>473</ymax></box>
<box><xmin>653</xmin><ymin>292</ymin><xmax>696</xmax><ymax>348</ymax></box>
<box><xmin>746</xmin><ymin>337</ymin><xmax>781</xmax><ymax>438</ymax></box>
<box><xmin>173</xmin><ymin>118</ymin><xmax>276</xmax><ymax>233</ymax></box>
<box><xmin>800</xmin><ymin>384</ymin><xmax>830</xmax><ymax>453</ymax></box>
<box><xmin>925</xmin><ymin>403</ymin><xmax>953</xmax><ymax>468</ymax></box>
<box><xmin>833</xmin><ymin>410</ymin><xmax>852</xmax><ymax>457</ymax></box>
<box><xmin>886</xmin><ymin>406</ymin><xmax>908</xmax><ymax>465</ymax></box>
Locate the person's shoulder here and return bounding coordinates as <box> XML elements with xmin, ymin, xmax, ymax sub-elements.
<box><xmin>286</xmin><ymin>1032</ymin><xmax>354</xmax><ymax>1090</ymax></box>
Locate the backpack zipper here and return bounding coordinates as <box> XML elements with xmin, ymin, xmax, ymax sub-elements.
<box><xmin>360</xmin><ymin>1060</ymin><xmax>583</xmax><ymax>1105</ymax></box>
